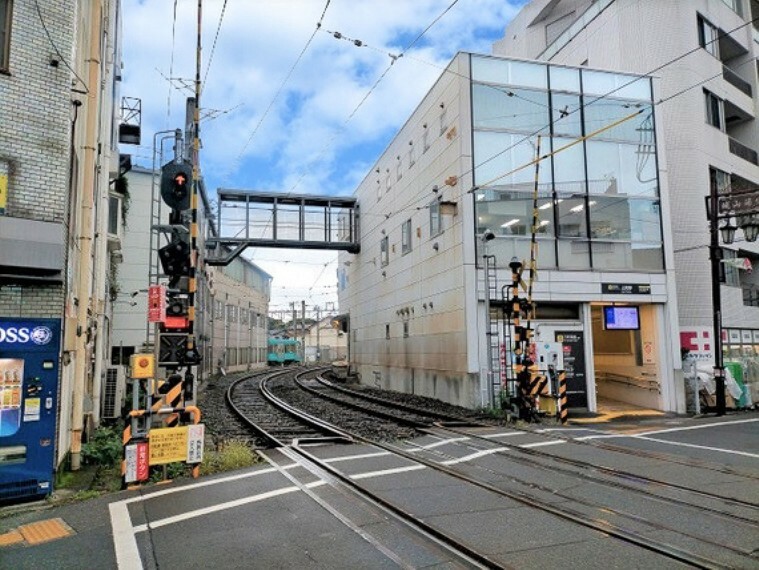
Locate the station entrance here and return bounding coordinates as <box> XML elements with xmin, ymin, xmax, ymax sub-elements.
<box><xmin>590</xmin><ymin>303</ymin><xmax>663</xmax><ymax>413</ymax></box>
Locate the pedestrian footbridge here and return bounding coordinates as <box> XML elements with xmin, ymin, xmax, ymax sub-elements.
<box><xmin>204</xmin><ymin>189</ymin><xmax>360</xmax><ymax>266</ymax></box>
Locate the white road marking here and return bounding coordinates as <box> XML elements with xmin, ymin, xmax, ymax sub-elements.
<box><xmin>633</xmin><ymin>436</ymin><xmax>759</xmax><ymax>459</ymax></box>
<box><xmin>351</xmin><ymin>465</ymin><xmax>426</xmax><ymax>479</ymax></box>
<box><xmin>132</xmin><ymin>482</ymin><xmax>325</xmax><ymax>533</ymax></box>
<box><xmin>325</xmin><ymin>451</ymin><xmax>391</xmax><ymax>463</ymax></box>
<box><xmin>577</xmin><ymin>417</ymin><xmax>759</xmax><ymax>441</ymax></box>
<box><xmin>442</xmin><ymin>448</ymin><xmax>504</xmax><ymax>465</ymax></box>
<box><xmin>405</xmin><ymin>437</ymin><xmax>470</xmax><ymax>451</ymax></box>
<box><xmin>109</xmin><ymin>500</ymin><xmax>143</xmax><ymax>570</ymax></box>
<box><xmin>480</xmin><ymin>431</ymin><xmax>524</xmax><ymax>438</ymax></box>
<box><xmin>519</xmin><ymin>440</ymin><xmax>566</xmax><ymax>448</ymax></box>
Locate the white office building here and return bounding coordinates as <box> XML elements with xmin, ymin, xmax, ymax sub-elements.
<box><xmin>338</xmin><ymin>51</ymin><xmax>684</xmax><ymax>413</ymax></box>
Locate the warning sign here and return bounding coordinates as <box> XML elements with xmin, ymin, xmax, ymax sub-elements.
<box><xmin>125</xmin><ymin>441</ymin><xmax>150</xmax><ymax>483</ymax></box>
<box><xmin>149</xmin><ymin>426</ymin><xmax>189</xmax><ymax>465</ymax></box>
<box><xmin>148</xmin><ymin>425</ymin><xmax>205</xmax><ymax>465</ymax></box>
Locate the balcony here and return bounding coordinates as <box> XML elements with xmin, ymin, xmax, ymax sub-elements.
<box><xmin>723</xmin><ymin>65</ymin><xmax>752</xmax><ymax>97</ymax></box>
<box><xmin>729</xmin><ymin>137</ymin><xmax>758</xmax><ymax>165</ymax></box>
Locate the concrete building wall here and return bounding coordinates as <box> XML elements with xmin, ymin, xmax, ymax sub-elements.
<box><xmin>339</xmin><ymin>54</ymin><xmax>484</xmax><ymax>407</ymax></box>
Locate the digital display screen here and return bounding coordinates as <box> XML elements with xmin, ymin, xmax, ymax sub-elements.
<box><xmin>603</xmin><ymin>306</ymin><xmax>640</xmax><ymax>330</ymax></box>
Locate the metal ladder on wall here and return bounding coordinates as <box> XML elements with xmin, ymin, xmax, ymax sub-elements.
<box><xmin>483</xmin><ymin>255</ymin><xmax>502</xmax><ymax>405</ymax></box>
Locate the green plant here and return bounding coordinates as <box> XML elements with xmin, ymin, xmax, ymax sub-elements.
<box><xmin>82</xmin><ymin>425</ymin><xmax>123</xmax><ymax>468</ymax></box>
<box><xmin>200</xmin><ymin>440</ymin><xmax>257</xmax><ymax>475</ymax></box>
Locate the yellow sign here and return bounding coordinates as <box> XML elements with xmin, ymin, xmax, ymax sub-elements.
<box><xmin>130</xmin><ymin>353</ymin><xmax>155</xmax><ymax>379</ymax></box>
<box><xmin>148</xmin><ymin>426</ymin><xmax>188</xmax><ymax>465</ymax></box>
<box><xmin>0</xmin><ymin>173</ymin><xmax>7</xmax><ymax>215</ymax></box>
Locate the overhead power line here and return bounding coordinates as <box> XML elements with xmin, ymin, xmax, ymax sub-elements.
<box><xmin>34</xmin><ymin>0</ymin><xmax>89</xmax><ymax>93</ymax></box>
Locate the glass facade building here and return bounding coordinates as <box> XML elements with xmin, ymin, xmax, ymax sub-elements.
<box><xmin>471</xmin><ymin>54</ymin><xmax>663</xmax><ymax>272</ymax></box>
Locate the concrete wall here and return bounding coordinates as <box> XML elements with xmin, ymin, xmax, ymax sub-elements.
<box><xmin>339</xmin><ymin>54</ymin><xmax>483</xmax><ymax>408</ymax></box>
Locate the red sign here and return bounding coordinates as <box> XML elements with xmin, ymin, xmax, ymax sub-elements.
<box><xmin>148</xmin><ymin>285</ymin><xmax>166</xmax><ymax>323</ymax></box>
<box><xmin>136</xmin><ymin>442</ymin><xmax>149</xmax><ymax>481</ymax></box>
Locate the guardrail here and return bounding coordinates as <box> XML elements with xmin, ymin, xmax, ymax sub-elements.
<box><xmin>596</xmin><ymin>371</ymin><xmax>660</xmax><ymax>392</ymax></box>
<box><xmin>722</xmin><ymin>65</ymin><xmax>752</xmax><ymax>97</ymax></box>
<box><xmin>729</xmin><ymin>137</ymin><xmax>759</xmax><ymax>165</ymax></box>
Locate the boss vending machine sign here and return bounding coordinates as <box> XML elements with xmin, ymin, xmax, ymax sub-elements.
<box><xmin>0</xmin><ymin>318</ymin><xmax>61</xmax><ymax>502</ymax></box>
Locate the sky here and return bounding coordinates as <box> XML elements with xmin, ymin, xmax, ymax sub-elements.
<box><xmin>121</xmin><ymin>0</ymin><xmax>527</xmax><ymax>315</ymax></box>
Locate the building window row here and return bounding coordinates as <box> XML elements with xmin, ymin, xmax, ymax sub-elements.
<box><xmin>374</xmin><ymin>108</ymin><xmax>447</xmax><ymax>199</ymax></box>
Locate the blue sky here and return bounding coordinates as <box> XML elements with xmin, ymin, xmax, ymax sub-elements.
<box><xmin>121</xmin><ymin>0</ymin><xmax>527</xmax><ymax>312</ymax></box>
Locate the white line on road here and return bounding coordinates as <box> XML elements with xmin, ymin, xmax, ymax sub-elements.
<box><xmin>351</xmin><ymin>465</ymin><xmax>427</xmax><ymax>479</ymax></box>
<box><xmin>109</xmin><ymin>500</ymin><xmax>143</xmax><ymax>570</ymax></box>
<box><xmin>442</xmin><ymin>448</ymin><xmax>504</xmax><ymax>465</ymax></box>
<box><xmin>405</xmin><ymin>437</ymin><xmax>470</xmax><ymax>451</ymax></box>
<box><xmin>633</xmin><ymin>436</ymin><xmax>759</xmax><ymax>459</ymax></box>
<box><xmin>519</xmin><ymin>440</ymin><xmax>567</xmax><ymax>448</ymax></box>
<box><xmin>577</xmin><ymin>417</ymin><xmax>759</xmax><ymax>441</ymax></box>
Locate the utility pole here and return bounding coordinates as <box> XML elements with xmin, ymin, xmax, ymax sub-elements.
<box><xmin>301</xmin><ymin>300</ymin><xmax>306</xmax><ymax>362</ymax></box>
<box><xmin>315</xmin><ymin>305</ymin><xmax>321</xmax><ymax>362</ymax></box>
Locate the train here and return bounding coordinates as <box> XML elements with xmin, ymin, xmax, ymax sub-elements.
<box><xmin>267</xmin><ymin>338</ymin><xmax>302</xmax><ymax>366</ymax></box>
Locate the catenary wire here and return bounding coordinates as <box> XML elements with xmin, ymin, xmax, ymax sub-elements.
<box><xmin>34</xmin><ymin>0</ymin><xmax>89</xmax><ymax>93</ymax></box>
<box><xmin>202</xmin><ymin>0</ymin><xmax>229</xmax><ymax>90</ymax></box>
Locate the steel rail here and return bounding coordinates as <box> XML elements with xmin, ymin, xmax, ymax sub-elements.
<box><xmin>269</xmin><ymin>377</ymin><xmax>734</xmax><ymax>569</ymax></box>
<box><xmin>225</xmin><ymin>368</ymin><xmax>351</xmax><ymax>448</ymax></box>
<box><xmin>433</xmin><ymin>424</ymin><xmax>759</xmax><ymax>515</ymax></box>
<box><xmin>314</xmin><ymin>373</ymin><xmax>487</xmax><ymax>426</ymax></box>
<box><xmin>407</xmin><ymin>427</ymin><xmax>758</xmax><ymax>559</ymax></box>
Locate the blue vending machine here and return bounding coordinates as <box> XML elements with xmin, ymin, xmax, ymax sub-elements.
<box><xmin>0</xmin><ymin>318</ymin><xmax>61</xmax><ymax>502</ymax></box>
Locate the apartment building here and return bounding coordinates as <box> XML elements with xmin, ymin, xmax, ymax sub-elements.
<box><xmin>338</xmin><ymin>51</ymin><xmax>682</xmax><ymax>413</ymax></box>
<box><xmin>493</xmin><ymin>0</ymin><xmax>759</xmax><ymax>398</ymax></box>
<box><xmin>0</xmin><ymin>0</ymin><xmax>124</xmax><ymax>500</ymax></box>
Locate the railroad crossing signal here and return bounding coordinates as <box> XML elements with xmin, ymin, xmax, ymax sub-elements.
<box><xmin>160</xmin><ymin>161</ymin><xmax>192</xmax><ymax>214</ymax></box>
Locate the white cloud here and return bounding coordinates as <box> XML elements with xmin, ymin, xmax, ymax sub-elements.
<box><xmin>121</xmin><ymin>0</ymin><xmax>526</xmax><ymax>310</ymax></box>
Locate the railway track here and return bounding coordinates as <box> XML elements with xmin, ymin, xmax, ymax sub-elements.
<box><xmin>224</xmin><ymin>367</ymin><xmax>757</xmax><ymax>569</ymax></box>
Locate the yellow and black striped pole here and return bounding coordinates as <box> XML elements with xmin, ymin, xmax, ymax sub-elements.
<box><xmin>558</xmin><ymin>370</ymin><xmax>568</xmax><ymax>424</ymax></box>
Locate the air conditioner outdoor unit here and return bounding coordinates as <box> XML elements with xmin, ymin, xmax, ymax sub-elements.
<box><xmin>102</xmin><ymin>366</ymin><xmax>126</xmax><ymax>419</ymax></box>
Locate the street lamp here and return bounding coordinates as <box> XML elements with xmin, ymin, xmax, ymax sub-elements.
<box><xmin>706</xmin><ymin>185</ymin><xmax>759</xmax><ymax>416</ymax></box>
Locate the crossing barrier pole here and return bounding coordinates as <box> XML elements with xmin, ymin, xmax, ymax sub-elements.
<box><xmin>558</xmin><ymin>371</ymin><xmax>568</xmax><ymax>424</ymax></box>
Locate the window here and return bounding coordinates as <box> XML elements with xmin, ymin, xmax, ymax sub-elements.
<box><xmin>439</xmin><ymin>106</ymin><xmax>448</xmax><ymax>135</ymax></box>
<box><xmin>380</xmin><ymin>236</ymin><xmax>389</xmax><ymax>266</ymax></box>
<box><xmin>408</xmin><ymin>143</ymin><xmax>415</xmax><ymax>167</ymax></box>
<box><xmin>429</xmin><ymin>200</ymin><xmax>442</xmax><ymax>236</ymax></box>
<box><xmin>698</xmin><ymin>15</ymin><xmax>720</xmax><ymax>58</ymax></box>
<box><xmin>0</xmin><ymin>1</ymin><xmax>11</xmax><ymax>72</ymax></box>
<box><xmin>403</xmin><ymin>321</ymin><xmax>409</xmax><ymax>338</ymax></box>
<box><xmin>396</xmin><ymin>158</ymin><xmax>402</xmax><ymax>181</ymax></box>
<box><xmin>719</xmin><ymin>0</ymin><xmax>743</xmax><ymax>18</ymax></box>
<box><xmin>422</xmin><ymin>127</ymin><xmax>430</xmax><ymax>153</ymax></box>
<box><xmin>720</xmin><ymin>249</ymin><xmax>741</xmax><ymax>286</ymax></box>
<box><xmin>385</xmin><ymin>324</ymin><xmax>390</xmax><ymax>339</ymax></box>
<box><xmin>401</xmin><ymin>219</ymin><xmax>412</xmax><ymax>254</ymax></box>
<box><xmin>107</xmin><ymin>195</ymin><xmax>120</xmax><ymax>235</ymax></box>
<box><xmin>385</xmin><ymin>172</ymin><xmax>391</xmax><ymax>192</ymax></box>
<box><xmin>704</xmin><ymin>90</ymin><xmax>723</xmax><ymax>130</ymax></box>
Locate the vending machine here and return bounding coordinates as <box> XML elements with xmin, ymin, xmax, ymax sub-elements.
<box><xmin>0</xmin><ymin>318</ymin><xmax>61</xmax><ymax>502</ymax></box>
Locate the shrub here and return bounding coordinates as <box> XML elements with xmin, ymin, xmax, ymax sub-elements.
<box><xmin>200</xmin><ymin>440</ymin><xmax>257</xmax><ymax>475</ymax></box>
<box><xmin>82</xmin><ymin>425</ymin><xmax>123</xmax><ymax>468</ymax></box>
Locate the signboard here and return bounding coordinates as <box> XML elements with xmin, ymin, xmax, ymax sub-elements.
<box><xmin>149</xmin><ymin>426</ymin><xmax>189</xmax><ymax>465</ymax></box>
<box><xmin>187</xmin><ymin>424</ymin><xmax>204</xmax><ymax>464</ymax></box>
<box><xmin>601</xmin><ymin>283</ymin><xmax>651</xmax><ymax>295</ymax></box>
<box><xmin>680</xmin><ymin>328</ymin><xmax>713</xmax><ymax>363</ymax></box>
<box><xmin>148</xmin><ymin>424</ymin><xmax>205</xmax><ymax>465</ymax></box>
<box><xmin>124</xmin><ymin>441</ymin><xmax>149</xmax><ymax>483</ymax></box>
<box><xmin>0</xmin><ymin>173</ymin><xmax>7</xmax><ymax>215</ymax></box>
<box><xmin>717</xmin><ymin>191</ymin><xmax>759</xmax><ymax>216</ymax></box>
<box><xmin>643</xmin><ymin>341</ymin><xmax>655</xmax><ymax>365</ymax></box>
<box><xmin>0</xmin><ymin>319</ymin><xmax>59</xmax><ymax>351</ymax></box>
<box><xmin>148</xmin><ymin>285</ymin><xmax>166</xmax><ymax>323</ymax></box>
<box><xmin>555</xmin><ymin>331</ymin><xmax>587</xmax><ymax>408</ymax></box>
